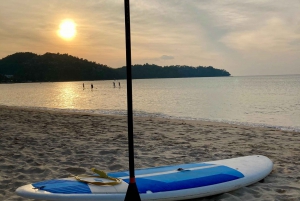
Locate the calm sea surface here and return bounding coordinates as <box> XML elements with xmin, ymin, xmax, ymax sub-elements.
<box><xmin>0</xmin><ymin>75</ymin><xmax>299</xmax><ymax>131</ymax></box>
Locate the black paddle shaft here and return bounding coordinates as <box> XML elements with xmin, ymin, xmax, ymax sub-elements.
<box><xmin>124</xmin><ymin>0</ymin><xmax>141</xmax><ymax>200</ymax></box>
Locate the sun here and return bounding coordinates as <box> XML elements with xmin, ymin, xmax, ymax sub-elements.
<box><xmin>58</xmin><ymin>19</ymin><xmax>76</xmax><ymax>40</ymax></box>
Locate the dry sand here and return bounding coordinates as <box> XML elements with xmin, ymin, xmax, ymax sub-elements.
<box><xmin>0</xmin><ymin>105</ymin><xmax>299</xmax><ymax>201</ymax></box>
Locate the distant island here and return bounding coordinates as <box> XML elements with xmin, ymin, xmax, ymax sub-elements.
<box><xmin>0</xmin><ymin>52</ymin><xmax>230</xmax><ymax>83</ymax></box>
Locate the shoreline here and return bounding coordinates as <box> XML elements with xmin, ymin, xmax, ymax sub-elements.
<box><xmin>1</xmin><ymin>104</ymin><xmax>299</xmax><ymax>133</ymax></box>
<box><xmin>0</xmin><ymin>106</ymin><xmax>300</xmax><ymax>200</ymax></box>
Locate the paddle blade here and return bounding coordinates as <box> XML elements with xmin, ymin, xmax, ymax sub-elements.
<box><xmin>124</xmin><ymin>182</ymin><xmax>141</xmax><ymax>201</ymax></box>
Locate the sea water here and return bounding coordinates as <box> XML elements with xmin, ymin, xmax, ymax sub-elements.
<box><xmin>0</xmin><ymin>75</ymin><xmax>299</xmax><ymax>131</ymax></box>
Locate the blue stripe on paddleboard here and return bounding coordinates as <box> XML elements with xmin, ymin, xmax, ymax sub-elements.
<box><xmin>123</xmin><ymin>166</ymin><xmax>244</xmax><ymax>193</ymax></box>
<box><xmin>108</xmin><ymin>163</ymin><xmax>213</xmax><ymax>178</ymax></box>
<box><xmin>32</xmin><ymin>180</ymin><xmax>91</xmax><ymax>194</ymax></box>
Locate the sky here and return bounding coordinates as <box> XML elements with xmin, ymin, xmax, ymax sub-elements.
<box><xmin>1</xmin><ymin>0</ymin><xmax>300</xmax><ymax>76</ymax></box>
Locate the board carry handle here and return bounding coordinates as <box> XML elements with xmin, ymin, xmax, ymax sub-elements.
<box><xmin>74</xmin><ymin>168</ymin><xmax>122</xmax><ymax>186</ymax></box>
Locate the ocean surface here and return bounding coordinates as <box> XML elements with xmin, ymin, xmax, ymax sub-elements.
<box><xmin>0</xmin><ymin>75</ymin><xmax>299</xmax><ymax>131</ymax></box>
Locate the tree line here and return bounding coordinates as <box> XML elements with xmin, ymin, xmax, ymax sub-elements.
<box><xmin>0</xmin><ymin>52</ymin><xmax>230</xmax><ymax>83</ymax></box>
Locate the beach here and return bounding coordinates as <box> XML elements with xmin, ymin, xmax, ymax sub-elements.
<box><xmin>1</xmin><ymin>105</ymin><xmax>300</xmax><ymax>201</ymax></box>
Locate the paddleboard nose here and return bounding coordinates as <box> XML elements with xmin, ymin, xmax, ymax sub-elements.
<box><xmin>16</xmin><ymin>184</ymin><xmax>34</xmax><ymax>197</ymax></box>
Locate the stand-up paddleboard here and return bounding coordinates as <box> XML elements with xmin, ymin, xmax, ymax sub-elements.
<box><xmin>16</xmin><ymin>155</ymin><xmax>273</xmax><ymax>201</ymax></box>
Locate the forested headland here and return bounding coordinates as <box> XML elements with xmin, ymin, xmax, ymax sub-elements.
<box><xmin>0</xmin><ymin>52</ymin><xmax>230</xmax><ymax>83</ymax></box>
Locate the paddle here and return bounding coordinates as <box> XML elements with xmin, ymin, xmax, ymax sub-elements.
<box><xmin>124</xmin><ymin>0</ymin><xmax>141</xmax><ymax>200</ymax></box>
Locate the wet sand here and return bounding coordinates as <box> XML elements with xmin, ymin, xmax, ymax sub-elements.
<box><xmin>0</xmin><ymin>105</ymin><xmax>299</xmax><ymax>201</ymax></box>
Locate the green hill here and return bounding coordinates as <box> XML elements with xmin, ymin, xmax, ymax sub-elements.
<box><xmin>0</xmin><ymin>52</ymin><xmax>230</xmax><ymax>83</ymax></box>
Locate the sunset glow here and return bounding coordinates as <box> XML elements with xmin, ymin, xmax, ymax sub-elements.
<box><xmin>58</xmin><ymin>19</ymin><xmax>76</xmax><ymax>40</ymax></box>
<box><xmin>1</xmin><ymin>1</ymin><xmax>300</xmax><ymax>75</ymax></box>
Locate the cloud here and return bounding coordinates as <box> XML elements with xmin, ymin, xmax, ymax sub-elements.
<box><xmin>160</xmin><ymin>55</ymin><xmax>174</xmax><ymax>60</ymax></box>
<box><xmin>220</xmin><ymin>17</ymin><xmax>300</xmax><ymax>53</ymax></box>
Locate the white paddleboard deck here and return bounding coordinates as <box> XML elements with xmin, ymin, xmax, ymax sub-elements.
<box><xmin>16</xmin><ymin>155</ymin><xmax>273</xmax><ymax>201</ymax></box>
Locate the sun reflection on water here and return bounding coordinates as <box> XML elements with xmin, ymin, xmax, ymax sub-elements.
<box><xmin>56</xmin><ymin>82</ymin><xmax>79</xmax><ymax>108</ymax></box>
